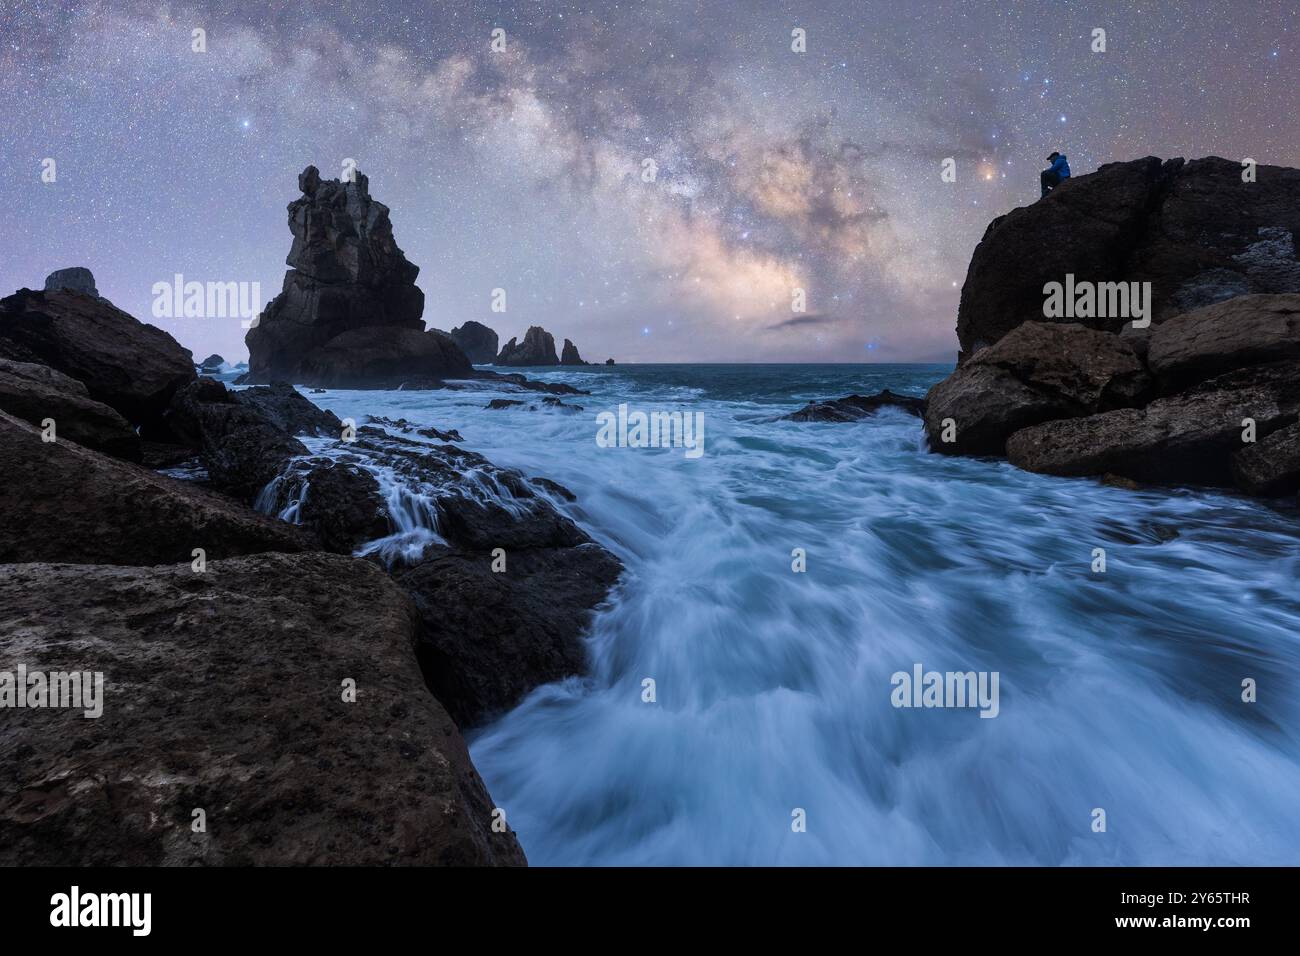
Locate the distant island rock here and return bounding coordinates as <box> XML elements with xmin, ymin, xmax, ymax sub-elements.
<box><xmin>447</xmin><ymin>321</ymin><xmax>499</xmax><ymax>364</ymax></box>
<box><xmin>497</xmin><ymin>326</ymin><xmax>559</xmax><ymax>366</ymax></box>
<box><xmin>198</xmin><ymin>353</ymin><xmax>225</xmax><ymax>371</ymax></box>
<box><xmin>243</xmin><ymin>165</ymin><xmax>472</xmax><ymax>387</ymax></box>
<box><xmin>925</xmin><ymin>155</ymin><xmax>1300</xmax><ymax>498</ymax></box>
<box><xmin>560</xmin><ymin>338</ymin><xmax>587</xmax><ymax>365</ymax></box>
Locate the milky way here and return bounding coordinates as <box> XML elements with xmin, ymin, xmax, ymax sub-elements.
<box><xmin>2</xmin><ymin>0</ymin><xmax>1296</xmax><ymax>363</ymax></box>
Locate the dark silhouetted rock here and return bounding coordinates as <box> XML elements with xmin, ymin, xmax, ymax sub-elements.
<box><xmin>43</xmin><ymin>267</ymin><xmax>101</xmax><ymax>299</ymax></box>
<box><xmin>448</xmin><ymin>321</ymin><xmax>499</xmax><ymax>364</ymax></box>
<box><xmin>496</xmin><ymin>326</ymin><xmax>559</xmax><ymax>366</ymax></box>
<box><xmin>1147</xmin><ymin>293</ymin><xmax>1300</xmax><ymax>388</ymax></box>
<box><xmin>784</xmin><ymin>389</ymin><xmax>924</xmax><ymax>422</ymax></box>
<box><xmin>1005</xmin><ymin>361</ymin><xmax>1300</xmax><ymax>486</ymax></box>
<box><xmin>198</xmin><ymin>353</ymin><xmax>225</xmax><ymax>371</ymax></box>
<box><xmin>475</xmin><ymin>370</ymin><xmax>588</xmax><ymax>395</ymax></box>
<box><xmin>560</xmin><ymin>338</ymin><xmax>586</xmax><ymax>365</ymax></box>
<box><xmin>487</xmin><ymin>398</ymin><xmax>527</xmax><ymax>410</ymax></box>
<box><xmin>957</xmin><ymin>156</ymin><xmax>1300</xmax><ymax>360</ymax></box>
<box><xmin>605</xmin><ymin>358</ymin><xmax>615</xmax><ymax>365</ymax></box>
<box><xmin>261</xmin><ymin>458</ymin><xmax>390</xmax><ymax>553</ymax></box>
<box><xmin>235</xmin><ymin>382</ymin><xmax>341</xmax><ymax>436</ymax></box>
<box><xmin>244</xmin><ymin>166</ymin><xmax>472</xmax><ymax>386</ymax></box>
<box><xmin>925</xmin><ymin>322</ymin><xmax>1151</xmax><ymax>455</ymax></box>
<box><xmin>0</xmin><ymin>408</ymin><xmax>311</xmax><ymax>565</ymax></box>
<box><xmin>0</xmin><ymin>357</ymin><xmax>141</xmax><ymax>461</ymax></box>
<box><xmin>0</xmin><ymin>289</ymin><xmax>195</xmax><ymax>432</ymax></box>
<box><xmin>0</xmin><ymin>552</ymin><xmax>525</xmax><ymax>865</ymax></box>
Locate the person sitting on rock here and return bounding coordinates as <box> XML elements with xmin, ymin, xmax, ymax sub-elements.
<box><xmin>1040</xmin><ymin>151</ymin><xmax>1071</xmax><ymax>197</ymax></box>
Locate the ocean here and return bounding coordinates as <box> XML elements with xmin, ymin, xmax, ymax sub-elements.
<box><xmin>271</xmin><ymin>363</ymin><xmax>1300</xmax><ymax>866</ymax></box>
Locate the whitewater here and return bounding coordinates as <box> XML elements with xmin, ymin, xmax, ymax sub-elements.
<box><xmin>280</xmin><ymin>363</ymin><xmax>1300</xmax><ymax>866</ymax></box>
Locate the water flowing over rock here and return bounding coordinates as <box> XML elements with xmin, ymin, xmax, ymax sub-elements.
<box><xmin>244</xmin><ymin>166</ymin><xmax>472</xmax><ymax>386</ymax></box>
<box><xmin>496</xmin><ymin>326</ymin><xmax>559</xmax><ymax>366</ymax></box>
<box><xmin>447</xmin><ymin>321</ymin><xmax>499</xmax><ymax>364</ymax></box>
<box><xmin>957</xmin><ymin>156</ymin><xmax>1300</xmax><ymax>361</ymax></box>
<box><xmin>0</xmin><ymin>552</ymin><xmax>526</xmax><ymax>865</ymax></box>
<box><xmin>0</xmin><ymin>288</ymin><xmax>195</xmax><ymax>433</ymax></box>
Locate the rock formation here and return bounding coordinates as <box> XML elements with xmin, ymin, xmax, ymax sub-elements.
<box><xmin>244</xmin><ymin>166</ymin><xmax>472</xmax><ymax>387</ymax></box>
<box><xmin>560</xmin><ymin>338</ymin><xmax>586</xmax><ymax>365</ymax></box>
<box><xmin>198</xmin><ymin>353</ymin><xmax>225</xmax><ymax>371</ymax></box>
<box><xmin>43</xmin><ymin>267</ymin><xmax>102</xmax><ymax>299</ymax></box>
<box><xmin>448</xmin><ymin>321</ymin><xmax>499</xmax><ymax>364</ymax></box>
<box><xmin>0</xmin><ymin>288</ymin><xmax>195</xmax><ymax>433</ymax></box>
<box><xmin>0</xmin><ymin>357</ymin><xmax>141</xmax><ymax>461</ymax></box>
<box><xmin>957</xmin><ymin>156</ymin><xmax>1300</xmax><ymax>361</ymax></box>
<box><xmin>605</xmin><ymin>358</ymin><xmax>615</xmax><ymax>365</ymax></box>
<box><xmin>928</xmin><ymin>156</ymin><xmax>1300</xmax><ymax>497</ymax></box>
<box><xmin>784</xmin><ymin>390</ymin><xmax>925</xmax><ymax>423</ymax></box>
<box><xmin>496</xmin><ymin>326</ymin><xmax>559</xmax><ymax>366</ymax></box>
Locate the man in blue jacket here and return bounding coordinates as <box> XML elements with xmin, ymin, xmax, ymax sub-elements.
<box><xmin>1041</xmin><ymin>151</ymin><xmax>1071</xmax><ymax>197</ymax></box>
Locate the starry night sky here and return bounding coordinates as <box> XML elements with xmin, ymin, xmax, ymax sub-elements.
<box><xmin>2</xmin><ymin>0</ymin><xmax>1296</xmax><ymax>364</ymax></box>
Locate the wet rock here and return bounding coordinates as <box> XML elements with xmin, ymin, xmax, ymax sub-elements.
<box><xmin>0</xmin><ymin>357</ymin><xmax>141</xmax><ymax>461</ymax></box>
<box><xmin>235</xmin><ymin>382</ymin><xmax>341</xmax><ymax>437</ymax></box>
<box><xmin>496</xmin><ymin>326</ymin><xmax>559</xmax><ymax>366</ymax></box>
<box><xmin>1147</xmin><ymin>293</ymin><xmax>1300</xmax><ymax>388</ymax></box>
<box><xmin>365</xmin><ymin>415</ymin><xmax>463</xmax><ymax>442</ymax></box>
<box><xmin>0</xmin><ymin>288</ymin><xmax>195</xmax><ymax>432</ymax></box>
<box><xmin>1005</xmin><ymin>360</ymin><xmax>1300</xmax><ymax>486</ymax></box>
<box><xmin>1232</xmin><ymin>421</ymin><xmax>1300</xmax><ymax>496</ymax></box>
<box><xmin>0</xmin><ymin>552</ymin><xmax>525</xmax><ymax>865</ymax></box>
<box><xmin>261</xmin><ymin>457</ymin><xmax>390</xmax><ymax>553</ymax></box>
<box><xmin>487</xmin><ymin>398</ymin><xmax>527</xmax><ymax>410</ymax></box>
<box><xmin>0</xmin><ymin>408</ymin><xmax>311</xmax><ymax>564</ymax></box>
<box><xmin>925</xmin><ymin>322</ymin><xmax>1151</xmax><ymax>455</ymax></box>
<box><xmin>784</xmin><ymin>389</ymin><xmax>924</xmax><ymax>422</ymax></box>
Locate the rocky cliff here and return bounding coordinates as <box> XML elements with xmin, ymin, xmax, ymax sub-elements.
<box><xmin>448</xmin><ymin>321</ymin><xmax>499</xmax><ymax>364</ymax></box>
<box><xmin>497</xmin><ymin>326</ymin><xmax>560</xmax><ymax>366</ymax></box>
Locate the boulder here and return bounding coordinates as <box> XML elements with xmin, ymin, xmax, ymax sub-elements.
<box><xmin>1147</xmin><ymin>293</ymin><xmax>1300</xmax><ymax>388</ymax></box>
<box><xmin>0</xmin><ymin>357</ymin><xmax>141</xmax><ymax>461</ymax></box>
<box><xmin>400</xmin><ymin>543</ymin><xmax>622</xmax><ymax>727</ymax></box>
<box><xmin>42</xmin><ymin>267</ymin><xmax>101</xmax><ymax>299</ymax></box>
<box><xmin>0</xmin><ymin>408</ymin><xmax>311</xmax><ymax>565</ymax></box>
<box><xmin>234</xmin><ymin>382</ymin><xmax>342</xmax><ymax>436</ymax></box>
<box><xmin>244</xmin><ymin>166</ymin><xmax>467</xmax><ymax>386</ymax></box>
<box><xmin>1232</xmin><ymin>422</ymin><xmax>1300</xmax><ymax>496</ymax></box>
<box><xmin>560</xmin><ymin>338</ymin><xmax>586</xmax><ymax>365</ymax></box>
<box><xmin>924</xmin><ymin>322</ymin><xmax>1151</xmax><ymax>455</ymax></box>
<box><xmin>957</xmin><ymin>156</ymin><xmax>1300</xmax><ymax>359</ymax></box>
<box><xmin>447</xmin><ymin>321</ymin><xmax>499</xmax><ymax>364</ymax></box>
<box><xmin>260</xmin><ymin>457</ymin><xmax>390</xmax><ymax>553</ymax></box>
<box><xmin>165</xmin><ymin>379</ymin><xmax>309</xmax><ymax>501</ymax></box>
<box><xmin>784</xmin><ymin>390</ymin><xmax>924</xmax><ymax>422</ymax></box>
<box><xmin>0</xmin><ymin>289</ymin><xmax>195</xmax><ymax>431</ymax></box>
<box><xmin>496</xmin><ymin>326</ymin><xmax>559</xmax><ymax>366</ymax></box>
<box><xmin>0</xmin><ymin>552</ymin><xmax>525</xmax><ymax>865</ymax></box>
<box><xmin>1006</xmin><ymin>360</ymin><xmax>1300</xmax><ymax>486</ymax></box>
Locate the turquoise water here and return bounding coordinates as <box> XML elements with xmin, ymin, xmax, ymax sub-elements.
<box><xmin>301</xmin><ymin>364</ymin><xmax>1300</xmax><ymax>866</ymax></box>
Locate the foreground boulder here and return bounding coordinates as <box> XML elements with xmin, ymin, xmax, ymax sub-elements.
<box><xmin>447</xmin><ymin>321</ymin><xmax>499</xmax><ymax>364</ymax></box>
<box><xmin>0</xmin><ymin>409</ymin><xmax>311</xmax><ymax>564</ymax></box>
<box><xmin>0</xmin><ymin>289</ymin><xmax>195</xmax><ymax>431</ymax></box>
<box><xmin>1006</xmin><ymin>360</ymin><xmax>1300</xmax><ymax>487</ymax></box>
<box><xmin>0</xmin><ymin>357</ymin><xmax>141</xmax><ymax>461</ymax></box>
<box><xmin>784</xmin><ymin>390</ymin><xmax>924</xmax><ymax>422</ymax></box>
<box><xmin>244</xmin><ymin>166</ymin><xmax>472</xmax><ymax>386</ymax></box>
<box><xmin>957</xmin><ymin>156</ymin><xmax>1300</xmax><ymax>360</ymax></box>
<box><xmin>1147</xmin><ymin>293</ymin><xmax>1300</xmax><ymax>388</ymax></box>
<box><xmin>497</xmin><ymin>326</ymin><xmax>559</xmax><ymax>366</ymax></box>
<box><xmin>925</xmin><ymin>322</ymin><xmax>1150</xmax><ymax>455</ymax></box>
<box><xmin>0</xmin><ymin>552</ymin><xmax>525</xmax><ymax>865</ymax></box>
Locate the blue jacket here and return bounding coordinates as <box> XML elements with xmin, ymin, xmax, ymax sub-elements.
<box><xmin>1049</xmin><ymin>154</ymin><xmax>1071</xmax><ymax>178</ymax></box>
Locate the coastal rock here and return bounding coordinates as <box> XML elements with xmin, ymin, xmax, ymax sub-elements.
<box><xmin>234</xmin><ymin>382</ymin><xmax>342</xmax><ymax>437</ymax></box>
<box><xmin>244</xmin><ymin>166</ymin><xmax>471</xmax><ymax>386</ymax></box>
<box><xmin>1005</xmin><ymin>360</ymin><xmax>1300</xmax><ymax>486</ymax></box>
<box><xmin>0</xmin><ymin>357</ymin><xmax>141</xmax><ymax>461</ymax></box>
<box><xmin>487</xmin><ymin>398</ymin><xmax>527</xmax><ymax>410</ymax></box>
<box><xmin>400</xmin><ymin>542</ymin><xmax>622</xmax><ymax>727</ymax></box>
<box><xmin>198</xmin><ymin>353</ymin><xmax>225</xmax><ymax>371</ymax></box>
<box><xmin>261</xmin><ymin>457</ymin><xmax>390</xmax><ymax>553</ymax></box>
<box><xmin>925</xmin><ymin>322</ymin><xmax>1151</xmax><ymax>455</ymax></box>
<box><xmin>784</xmin><ymin>389</ymin><xmax>924</xmax><ymax>422</ymax></box>
<box><xmin>448</xmin><ymin>321</ymin><xmax>499</xmax><ymax>364</ymax></box>
<box><xmin>0</xmin><ymin>289</ymin><xmax>195</xmax><ymax>431</ymax></box>
<box><xmin>0</xmin><ymin>552</ymin><xmax>525</xmax><ymax>865</ymax></box>
<box><xmin>0</xmin><ymin>408</ymin><xmax>311</xmax><ymax>565</ymax></box>
<box><xmin>1147</xmin><ymin>293</ymin><xmax>1300</xmax><ymax>388</ymax></box>
<box><xmin>957</xmin><ymin>156</ymin><xmax>1300</xmax><ymax>359</ymax></box>
<box><xmin>42</xmin><ymin>267</ymin><xmax>100</xmax><ymax>299</ymax></box>
<box><xmin>560</xmin><ymin>338</ymin><xmax>586</xmax><ymax>365</ymax></box>
<box><xmin>165</xmin><ymin>379</ymin><xmax>309</xmax><ymax>501</ymax></box>
<box><xmin>496</xmin><ymin>326</ymin><xmax>559</xmax><ymax>366</ymax></box>
<box><xmin>605</xmin><ymin>358</ymin><xmax>615</xmax><ymax>365</ymax></box>
<box><xmin>1232</xmin><ymin>421</ymin><xmax>1300</xmax><ymax>496</ymax></box>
